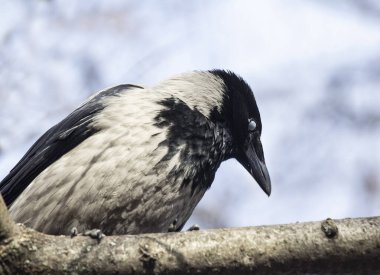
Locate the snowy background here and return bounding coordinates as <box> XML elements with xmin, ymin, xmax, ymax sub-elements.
<box><xmin>0</xmin><ymin>0</ymin><xmax>379</xmax><ymax>230</ymax></box>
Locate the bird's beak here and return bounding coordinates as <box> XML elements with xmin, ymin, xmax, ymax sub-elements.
<box><xmin>239</xmin><ymin>139</ymin><xmax>271</xmax><ymax>196</ymax></box>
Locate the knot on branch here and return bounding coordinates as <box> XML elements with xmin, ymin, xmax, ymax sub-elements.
<box><xmin>321</xmin><ymin>218</ymin><xmax>339</xmax><ymax>239</ymax></box>
<box><xmin>139</xmin><ymin>244</ymin><xmax>157</xmax><ymax>271</ymax></box>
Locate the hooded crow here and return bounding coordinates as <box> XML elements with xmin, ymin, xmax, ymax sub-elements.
<box><xmin>0</xmin><ymin>70</ymin><xmax>271</xmax><ymax>235</ymax></box>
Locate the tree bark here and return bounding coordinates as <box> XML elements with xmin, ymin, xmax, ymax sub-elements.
<box><xmin>0</xmin><ymin>195</ymin><xmax>379</xmax><ymax>274</ymax></box>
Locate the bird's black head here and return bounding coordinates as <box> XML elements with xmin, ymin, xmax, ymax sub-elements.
<box><xmin>209</xmin><ymin>70</ymin><xmax>271</xmax><ymax>196</ymax></box>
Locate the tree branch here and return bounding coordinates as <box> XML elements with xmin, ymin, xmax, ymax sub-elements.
<box><xmin>0</xmin><ymin>196</ymin><xmax>17</xmax><ymax>241</ymax></box>
<box><xmin>0</xmin><ymin>195</ymin><xmax>379</xmax><ymax>274</ymax></box>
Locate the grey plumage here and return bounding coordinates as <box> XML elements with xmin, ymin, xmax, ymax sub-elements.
<box><xmin>0</xmin><ymin>70</ymin><xmax>271</xmax><ymax>235</ymax></box>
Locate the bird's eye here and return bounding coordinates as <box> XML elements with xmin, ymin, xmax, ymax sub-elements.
<box><xmin>248</xmin><ymin>119</ymin><xmax>256</xmax><ymax>132</ymax></box>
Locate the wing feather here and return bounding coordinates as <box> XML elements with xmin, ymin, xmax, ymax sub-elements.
<box><xmin>0</xmin><ymin>84</ymin><xmax>142</xmax><ymax>206</ymax></box>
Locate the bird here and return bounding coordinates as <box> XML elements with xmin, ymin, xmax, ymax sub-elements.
<box><xmin>0</xmin><ymin>69</ymin><xmax>271</xmax><ymax>236</ymax></box>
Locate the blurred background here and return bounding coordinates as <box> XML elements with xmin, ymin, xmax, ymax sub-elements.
<box><xmin>0</xmin><ymin>0</ymin><xmax>379</xmax><ymax>230</ymax></box>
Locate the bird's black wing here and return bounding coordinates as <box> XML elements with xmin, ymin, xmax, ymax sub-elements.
<box><xmin>0</xmin><ymin>84</ymin><xmax>142</xmax><ymax>207</ymax></box>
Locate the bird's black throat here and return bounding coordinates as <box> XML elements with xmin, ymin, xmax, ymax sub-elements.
<box><xmin>154</xmin><ymin>97</ymin><xmax>233</xmax><ymax>194</ymax></box>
